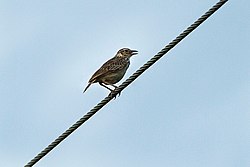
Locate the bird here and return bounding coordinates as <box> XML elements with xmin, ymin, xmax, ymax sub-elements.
<box><xmin>83</xmin><ymin>48</ymin><xmax>138</xmax><ymax>94</ymax></box>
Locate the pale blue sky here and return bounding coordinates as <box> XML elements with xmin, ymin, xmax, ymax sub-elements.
<box><xmin>1</xmin><ymin>0</ymin><xmax>250</xmax><ymax>166</ymax></box>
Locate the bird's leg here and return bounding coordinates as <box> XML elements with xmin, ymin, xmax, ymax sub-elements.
<box><xmin>110</xmin><ymin>84</ymin><xmax>118</xmax><ymax>89</ymax></box>
<box><xmin>110</xmin><ymin>84</ymin><xmax>121</xmax><ymax>97</ymax></box>
<box><xmin>99</xmin><ymin>82</ymin><xmax>114</xmax><ymax>91</ymax></box>
<box><xmin>99</xmin><ymin>82</ymin><xmax>120</xmax><ymax>99</ymax></box>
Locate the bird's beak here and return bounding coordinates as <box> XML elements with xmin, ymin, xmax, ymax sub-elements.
<box><xmin>131</xmin><ymin>50</ymin><xmax>138</xmax><ymax>55</ymax></box>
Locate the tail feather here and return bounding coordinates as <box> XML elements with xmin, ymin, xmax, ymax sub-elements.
<box><xmin>83</xmin><ymin>83</ymin><xmax>91</xmax><ymax>93</ymax></box>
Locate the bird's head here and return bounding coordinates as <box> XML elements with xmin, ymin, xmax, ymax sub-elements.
<box><xmin>116</xmin><ymin>48</ymin><xmax>138</xmax><ymax>58</ymax></box>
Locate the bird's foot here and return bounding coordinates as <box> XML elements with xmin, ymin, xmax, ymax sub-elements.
<box><xmin>108</xmin><ymin>88</ymin><xmax>121</xmax><ymax>99</ymax></box>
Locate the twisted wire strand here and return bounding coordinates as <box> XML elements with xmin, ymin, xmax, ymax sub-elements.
<box><xmin>25</xmin><ymin>0</ymin><xmax>228</xmax><ymax>166</ymax></box>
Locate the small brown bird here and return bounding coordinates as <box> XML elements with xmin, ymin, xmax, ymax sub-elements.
<box><xmin>83</xmin><ymin>48</ymin><xmax>138</xmax><ymax>93</ymax></box>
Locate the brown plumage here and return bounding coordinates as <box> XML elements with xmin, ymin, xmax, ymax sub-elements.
<box><xmin>83</xmin><ymin>48</ymin><xmax>138</xmax><ymax>93</ymax></box>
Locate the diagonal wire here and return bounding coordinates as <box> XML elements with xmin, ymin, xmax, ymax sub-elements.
<box><xmin>25</xmin><ymin>0</ymin><xmax>228</xmax><ymax>166</ymax></box>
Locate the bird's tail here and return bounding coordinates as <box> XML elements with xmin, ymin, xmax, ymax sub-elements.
<box><xmin>83</xmin><ymin>83</ymin><xmax>91</xmax><ymax>93</ymax></box>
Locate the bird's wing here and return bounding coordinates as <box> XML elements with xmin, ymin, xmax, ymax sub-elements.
<box><xmin>89</xmin><ymin>57</ymin><xmax>128</xmax><ymax>83</ymax></box>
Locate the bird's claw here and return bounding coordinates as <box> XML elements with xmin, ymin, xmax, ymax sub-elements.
<box><xmin>108</xmin><ymin>89</ymin><xmax>121</xmax><ymax>99</ymax></box>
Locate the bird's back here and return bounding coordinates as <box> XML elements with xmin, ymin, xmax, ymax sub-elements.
<box><xmin>89</xmin><ymin>56</ymin><xmax>130</xmax><ymax>83</ymax></box>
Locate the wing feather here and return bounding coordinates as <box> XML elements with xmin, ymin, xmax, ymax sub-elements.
<box><xmin>89</xmin><ymin>57</ymin><xmax>129</xmax><ymax>83</ymax></box>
